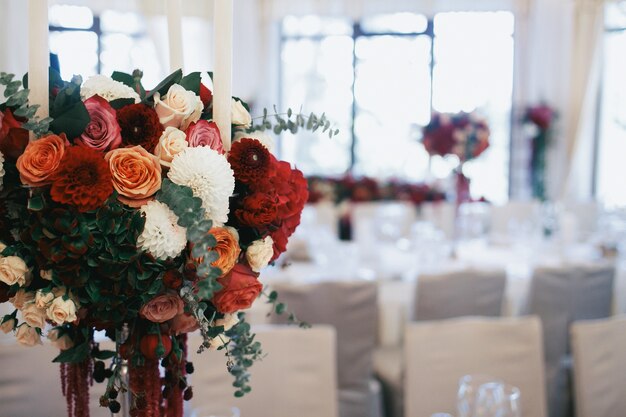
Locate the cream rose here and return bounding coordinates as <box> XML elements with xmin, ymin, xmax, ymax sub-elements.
<box><xmin>48</xmin><ymin>328</ymin><xmax>74</xmax><ymax>350</ymax></box>
<box><xmin>233</xmin><ymin>130</ymin><xmax>274</xmax><ymax>152</ymax></box>
<box><xmin>22</xmin><ymin>303</ymin><xmax>47</xmax><ymax>328</ymax></box>
<box><xmin>35</xmin><ymin>290</ymin><xmax>54</xmax><ymax>308</ymax></box>
<box><xmin>214</xmin><ymin>313</ymin><xmax>239</xmax><ymax>331</ymax></box>
<box><xmin>46</xmin><ymin>297</ymin><xmax>77</xmax><ymax>325</ymax></box>
<box><xmin>9</xmin><ymin>289</ymin><xmax>34</xmax><ymax>310</ymax></box>
<box><xmin>155</xmin><ymin>127</ymin><xmax>188</xmax><ymax>168</ymax></box>
<box><xmin>1</xmin><ymin>317</ymin><xmax>16</xmax><ymax>334</ymax></box>
<box><xmin>0</xmin><ymin>255</ymin><xmax>29</xmax><ymax>286</ymax></box>
<box><xmin>231</xmin><ymin>99</ymin><xmax>252</xmax><ymax>128</ymax></box>
<box><xmin>154</xmin><ymin>84</ymin><xmax>203</xmax><ymax>130</ymax></box>
<box><xmin>16</xmin><ymin>324</ymin><xmax>42</xmax><ymax>346</ymax></box>
<box><xmin>246</xmin><ymin>236</ymin><xmax>274</xmax><ymax>272</ymax></box>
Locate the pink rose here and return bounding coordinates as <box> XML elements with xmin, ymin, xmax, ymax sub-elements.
<box><xmin>185</xmin><ymin>120</ymin><xmax>224</xmax><ymax>154</ymax></box>
<box><xmin>169</xmin><ymin>312</ymin><xmax>200</xmax><ymax>335</ymax></box>
<box><xmin>77</xmin><ymin>95</ymin><xmax>122</xmax><ymax>151</ymax></box>
<box><xmin>139</xmin><ymin>292</ymin><xmax>184</xmax><ymax>323</ymax></box>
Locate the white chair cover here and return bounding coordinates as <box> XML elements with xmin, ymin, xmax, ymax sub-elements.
<box><xmin>525</xmin><ymin>264</ymin><xmax>614</xmax><ymax>417</ymax></box>
<box><xmin>420</xmin><ymin>202</ymin><xmax>456</xmax><ymax>239</ymax></box>
<box><xmin>270</xmin><ymin>281</ymin><xmax>379</xmax><ymax>417</ymax></box>
<box><xmin>571</xmin><ymin>316</ymin><xmax>626</xmax><ymax>417</ymax></box>
<box><xmin>489</xmin><ymin>200</ymin><xmax>540</xmax><ymax>241</ymax></box>
<box><xmin>414</xmin><ymin>269</ymin><xmax>506</xmax><ymax>320</ymax></box>
<box><xmin>187</xmin><ymin>325</ymin><xmax>339</xmax><ymax>417</ymax></box>
<box><xmin>0</xmin><ymin>341</ymin><xmax>74</xmax><ymax>417</ymax></box>
<box><xmin>404</xmin><ymin>316</ymin><xmax>547</xmax><ymax>417</ymax></box>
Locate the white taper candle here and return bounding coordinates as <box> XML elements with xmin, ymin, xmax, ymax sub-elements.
<box><xmin>28</xmin><ymin>0</ymin><xmax>49</xmax><ymax>120</ymax></box>
<box><xmin>213</xmin><ymin>0</ymin><xmax>233</xmax><ymax>151</ymax></box>
<box><xmin>166</xmin><ymin>0</ymin><xmax>184</xmax><ymax>73</ymax></box>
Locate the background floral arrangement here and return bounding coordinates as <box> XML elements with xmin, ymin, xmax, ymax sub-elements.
<box><xmin>524</xmin><ymin>104</ymin><xmax>556</xmax><ymax>201</ymax></box>
<box><xmin>307</xmin><ymin>175</ymin><xmax>446</xmax><ymax>206</ymax></box>
<box><xmin>0</xmin><ymin>69</ymin><xmax>325</xmax><ymax>417</ymax></box>
<box><xmin>421</xmin><ymin>111</ymin><xmax>490</xmax><ymax>162</ymax></box>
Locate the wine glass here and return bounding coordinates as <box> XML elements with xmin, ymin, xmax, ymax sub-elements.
<box><xmin>500</xmin><ymin>384</ymin><xmax>522</xmax><ymax>417</ymax></box>
<box><xmin>474</xmin><ymin>382</ymin><xmax>506</xmax><ymax>417</ymax></box>
<box><xmin>457</xmin><ymin>375</ymin><xmax>503</xmax><ymax>417</ymax></box>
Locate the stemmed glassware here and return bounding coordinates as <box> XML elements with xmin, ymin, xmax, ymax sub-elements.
<box><xmin>457</xmin><ymin>375</ymin><xmax>521</xmax><ymax>417</ymax></box>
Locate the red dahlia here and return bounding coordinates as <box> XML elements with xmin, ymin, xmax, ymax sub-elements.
<box><xmin>228</xmin><ymin>138</ymin><xmax>272</xmax><ymax>184</ymax></box>
<box><xmin>117</xmin><ymin>104</ymin><xmax>164</xmax><ymax>153</ymax></box>
<box><xmin>50</xmin><ymin>146</ymin><xmax>114</xmax><ymax>212</ymax></box>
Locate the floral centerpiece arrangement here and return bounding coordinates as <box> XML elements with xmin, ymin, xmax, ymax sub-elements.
<box><xmin>524</xmin><ymin>104</ymin><xmax>556</xmax><ymax>201</ymax></box>
<box><xmin>0</xmin><ymin>69</ymin><xmax>332</xmax><ymax>417</ymax></box>
<box><xmin>421</xmin><ymin>112</ymin><xmax>490</xmax><ymax>203</ymax></box>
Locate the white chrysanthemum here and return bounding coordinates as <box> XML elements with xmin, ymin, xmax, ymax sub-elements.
<box><xmin>168</xmin><ymin>147</ymin><xmax>235</xmax><ymax>225</ymax></box>
<box><xmin>80</xmin><ymin>75</ymin><xmax>141</xmax><ymax>103</ymax></box>
<box><xmin>0</xmin><ymin>150</ymin><xmax>4</xmax><ymax>191</ymax></box>
<box><xmin>137</xmin><ymin>201</ymin><xmax>188</xmax><ymax>260</ymax></box>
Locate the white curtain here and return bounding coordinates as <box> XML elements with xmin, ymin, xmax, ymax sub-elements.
<box><xmin>0</xmin><ymin>0</ymin><xmax>28</xmax><ymax>75</ymax></box>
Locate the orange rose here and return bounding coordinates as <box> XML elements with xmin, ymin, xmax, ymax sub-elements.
<box><xmin>16</xmin><ymin>134</ymin><xmax>69</xmax><ymax>186</ymax></box>
<box><xmin>105</xmin><ymin>145</ymin><xmax>162</xmax><ymax>207</ymax></box>
<box><xmin>212</xmin><ymin>263</ymin><xmax>262</xmax><ymax>313</ymax></box>
<box><xmin>197</xmin><ymin>227</ymin><xmax>240</xmax><ymax>276</ymax></box>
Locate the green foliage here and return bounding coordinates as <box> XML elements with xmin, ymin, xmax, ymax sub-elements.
<box><xmin>144</xmin><ymin>69</ymin><xmax>183</xmax><ymax>104</ymax></box>
<box><xmin>0</xmin><ymin>72</ymin><xmax>51</xmax><ymax>136</ymax></box>
<box><xmin>264</xmin><ymin>290</ymin><xmax>310</xmax><ymax>328</ymax></box>
<box><xmin>224</xmin><ymin>313</ymin><xmax>264</xmax><ymax>397</ymax></box>
<box><xmin>180</xmin><ymin>72</ymin><xmax>201</xmax><ymax>94</ymax></box>
<box><xmin>248</xmin><ymin>106</ymin><xmax>339</xmax><ymax>139</ymax></box>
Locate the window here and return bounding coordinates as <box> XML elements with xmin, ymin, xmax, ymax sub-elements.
<box><xmin>280</xmin><ymin>12</ymin><xmax>514</xmax><ymax>203</ymax></box>
<box><xmin>48</xmin><ymin>4</ymin><xmax>162</xmax><ymax>87</ymax></box>
<box><xmin>596</xmin><ymin>2</ymin><xmax>626</xmax><ymax>207</ymax></box>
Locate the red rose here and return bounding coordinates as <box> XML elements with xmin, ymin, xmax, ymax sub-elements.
<box><xmin>139</xmin><ymin>292</ymin><xmax>184</xmax><ymax>323</ymax></box>
<box><xmin>185</xmin><ymin>120</ymin><xmax>224</xmax><ymax>154</ymax></box>
<box><xmin>235</xmin><ymin>192</ymin><xmax>279</xmax><ymax>229</ymax></box>
<box><xmin>212</xmin><ymin>263</ymin><xmax>262</xmax><ymax>313</ymax></box>
<box><xmin>77</xmin><ymin>95</ymin><xmax>122</xmax><ymax>152</ymax></box>
<box><xmin>163</xmin><ymin>269</ymin><xmax>183</xmax><ymax>290</ymax></box>
<box><xmin>0</xmin><ymin>109</ymin><xmax>28</xmax><ymax>161</ymax></box>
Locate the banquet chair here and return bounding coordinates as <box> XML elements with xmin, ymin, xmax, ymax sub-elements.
<box><xmin>420</xmin><ymin>201</ymin><xmax>456</xmax><ymax>239</ymax></box>
<box><xmin>413</xmin><ymin>268</ymin><xmax>507</xmax><ymax>320</ymax></box>
<box><xmin>404</xmin><ymin>316</ymin><xmax>547</xmax><ymax>417</ymax></box>
<box><xmin>0</xmin><ymin>340</ymin><xmax>108</xmax><ymax>417</ymax></box>
<box><xmin>524</xmin><ymin>264</ymin><xmax>615</xmax><ymax>417</ymax></box>
<box><xmin>187</xmin><ymin>325</ymin><xmax>339</xmax><ymax>417</ymax></box>
<box><xmin>270</xmin><ymin>281</ymin><xmax>382</xmax><ymax>417</ymax></box>
<box><xmin>570</xmin><ymin>316</ymin><xmax>626</xmax><ymax>417</ymax></box>
<box><xmin>489</xmin><ymin>200</ymin><xmax>541</xmax><ymax>243</ymax></box>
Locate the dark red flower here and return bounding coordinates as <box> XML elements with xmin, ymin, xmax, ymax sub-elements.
<box><xmin>0</xmin><ymin>109</ymin><xmax>28</xmax><ymax>161</ymax></box>
<box><xmin>228</xmin><ymin>138</ymin><xmax>272</xmax><ymax>184</ymax></box>
<box><xmin>117</xmin><ymin>104</ymin><xmax>164</xmax><ymax>153</ymax></box>
<box><xmin>526</xmin><ymin>105</ymin><xmax>554</xmax><ymax>130</ymax></box>
<box><xmin>199</xmin><ymin>83</ymin><xmax>213</xmax><ymax>109</ymax></box>
<box><xmin>50</xmin><ymin>146</ymin><xmax>114</xmax><ymax>212</ymax></box>
<box><xmin>235</xmin><ymin>192</ymin><xmax>279</xmax><ymax>229</ymax></box>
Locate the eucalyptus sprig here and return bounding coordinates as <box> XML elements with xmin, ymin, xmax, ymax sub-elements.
<box><xmin>224</xmin><ymin>313</ymin><xmax>264</xmax><ymax>398</ymax></box>
<box><xmin>263</xmin><ymin>289</ymin><xmax>311</xmax><ymax>328</ymax></box>
<box><xmin>0</xmin><ymin>72</ymin><xmax>52</xmax><ymax>137</ymax></box>
<box><xmin>248</xmin><ymin>106</ymin><xmax>339</xmax><ymax>138</ymax></box>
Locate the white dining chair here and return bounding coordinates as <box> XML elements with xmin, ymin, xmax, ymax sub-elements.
<box><xmin>404</xmin><ymin>316</ymin><xmax>547</xmax><ymax>417</ymax></box>
<box><xmin>525</xmin><ymin>263</ymin><xmax>615</xmax><ymax>417</ymax></box>
<box><xmin>187</xmin><ymin>325</ymin><xmax>339</xmax><ymax>417</ymax></box>
<box><xmin>270</xmin><ymin>281</ymin><xmax>381</xmax><ymax>417</ymax></box>
<box><xmin>571</xmin><ymin>316</ymin><xmax>626</xmax><ymax>417</ymax></box>
<box><xmin>414</xmin><ymin>269</ymin><xmax>507</xmax><ymax>321</ymax></box>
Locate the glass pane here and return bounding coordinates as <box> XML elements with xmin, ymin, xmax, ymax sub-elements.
<box><xmin>597</xmin><ymin>30</ymin><xmax>626</xmax><ymax>207</ymax></box>
<box><xmin>101</xmin><ymin>34</ymin><xmax>163</xmax><ymax>89</ymax></box>
<box><xmin>605</xmin><ymin>2</ymin><xmax>626</xmax><ymax>30</ymax></box>
<box><xmin>432</xmin><ymin>11</ymin><xmax>514</xmax><ymax>204</ymax></box>
<box><xmin>353</xmin><ymin>35</ymin><xmax>432</xmax><ymax>180</ymax></box>
<box><xmin>281</xmin><ymin>36</ymin><xmax>354</xmax><ymax>175</ymax></box>
<box><xmin>361</xmin><ymin>13</ymin><xmax>428</xmax><ymax>34</ymax></box>
<box><xmin>49</xmin><ymin>31</ymin><xmax>98</xmax><ymax>80</ymax></box>
<box><xmin>101</xmin><ymin>10</ymin><xmax>145</xmax><ymax>34</ymax></box>
<box><xmin>282</xmin><ymin>15</ymin><xmax>352</xmax><ymax>37</ymax></box>
<box><xmin>49</xmin><ymin>5</ymin><xmax>93</xmax><ymax>29</ymax></box>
